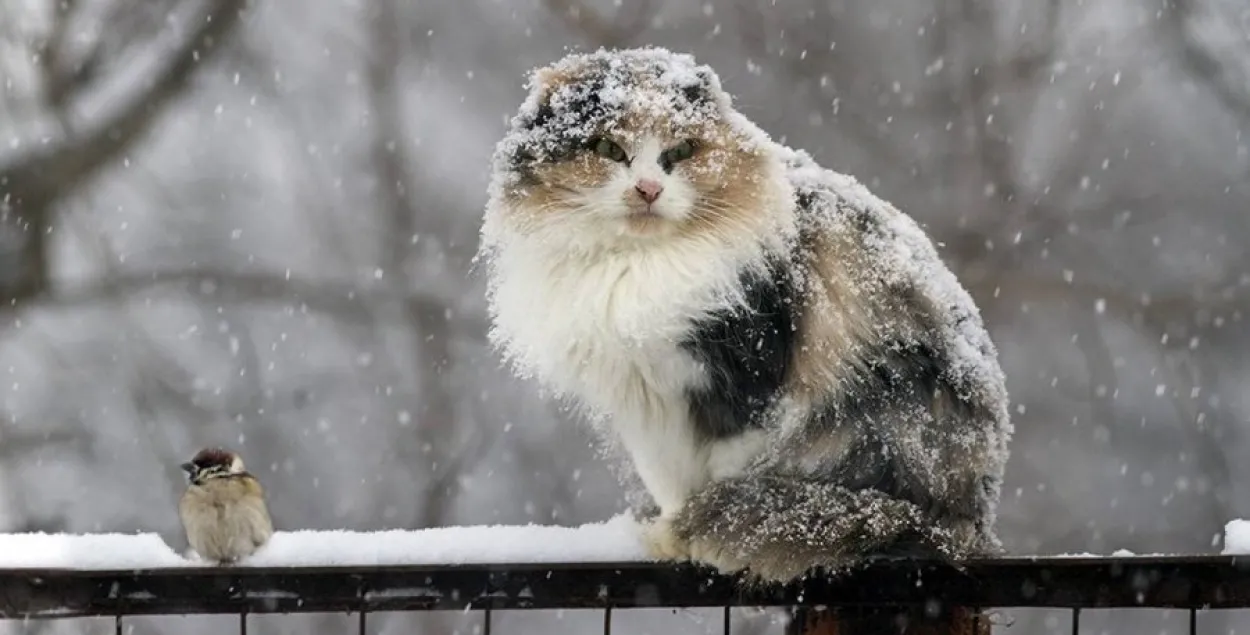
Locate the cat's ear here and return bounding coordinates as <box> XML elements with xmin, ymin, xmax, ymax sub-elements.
<box><xmin>518</xmin><ymin>65</ymin><xmax>566</xmax><ymax>132</ymax></box>
<box><xmin>527</xmin><ymin>66</ymin><xmax>567</xmax><ymax>102</ymax></box>
<box><xmin>680</xmin><ymin>68</ymin><xmax>720</xmax><ymax>107</ymax></box>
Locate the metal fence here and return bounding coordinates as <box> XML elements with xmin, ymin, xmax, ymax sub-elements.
<box><xmin>2</xmin><ymin>555</ymin><xmax>1249</xmax><ymax>634</ymax></box>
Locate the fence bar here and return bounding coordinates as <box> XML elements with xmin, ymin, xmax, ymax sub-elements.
<box><xmin>115</xmin><ymin>614</ymin><xmax>122</xmax><ymax>635</ymax></box>
<box><xmin>359</xmin><ymin>608</ymin><xmax>367</xmax><ymax>635</ymax></box>
<box><xmin>3</xmin><ymin>556</ymin><xmax>1250</xmax><ymax>620</ymax></box>
<box><xmin>1071</xmin><ymin>607</ymin><xmax>1080</xmax><ymax>635</ymax></box>
<box><xmin>604</xmin><ymin>607</ymin><xmax>612</xmax><ymax>635</ymax></box>
<box><xmin>240</xmin><ymin>610</ymin><xmax>247</xmax><ymax>635</ymax></box>
<box><xmin>723</xmin><ymin>606</ymin><xmax>731</xmax><ymax>635</ymax></box>
<box><xmin>1189</xmin><ymin>608</ymin><xmax>1196</xmax><ymax>635</ymax></box>
<box><xmin>484</xmin><ymin>607</ymin><xmax>491</xmax><ymax>635</ymax></box>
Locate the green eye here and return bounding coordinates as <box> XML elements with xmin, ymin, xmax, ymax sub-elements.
<box><xmin>590</xmin><ymin>137</ymin><xmax>628</xmax><ymax>163</ymax></box>
<box><xmin>661</xmin><ymin>139</ymin><xmax>697</xmax><ymax>170</ymax></box>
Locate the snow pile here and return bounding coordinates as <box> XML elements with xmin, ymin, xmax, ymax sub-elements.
<box><xmin>0</xmin><ymin>514</ymin><xmax>648</xmax><ymax>570</ymax></box>
<box><xmin>1222</xmin><ymin>519</ymin><xmax>1250</xmax><ymax>554</ymax></box>
<box><xmin>1052</xmin><ymin>548</ymin><xmax>1146</xmax><ymax>558</ymax></box>
<box><xmin>0</xmin><ymin>532</ymin><xmax>190</xmax><ymax>569</ymax></box>
<box><xmin>248</xmin><ymin>513</ymin><xmax>646</xmax><ymax>567</ymax></box>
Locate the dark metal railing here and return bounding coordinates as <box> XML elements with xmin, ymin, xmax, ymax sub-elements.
<box><xmin>2</xmin><ymin>555</ymin><xmax>1250</xmax><ymax>633</ymax></box>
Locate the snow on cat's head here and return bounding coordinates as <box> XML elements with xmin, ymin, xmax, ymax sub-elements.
<box><xmin>485</xmin><ymin>47</ymin><xmax>784</xmax><ymax>252</ymax></box>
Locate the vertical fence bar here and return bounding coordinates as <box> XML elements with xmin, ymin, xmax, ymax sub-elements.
<box><xmin>357</xmin><ymin>579</ymin><xmax>368</xmax><ymax>635</ymax></box>
<box><xmin>1071</xmin><ymin>607</ymin><xmax>1080</xmax><ymax>635</ymax></box>
<box><xmin>723</xmin><ymin>606</ymin><xmax>731</xmax><ymax>635</ymax></box>
<box><xmin>603</xmin><ymin>607</ymin><xmax>612</xmax><ymax>635</ymax></box>
<box><xmin>1189</xmin><ymin>608</ymin><xmax>1196</xmax><ymax>635</ymax></box>
<box><xmin>484</xmin><ymin>608</ymin><xmax>492</xmax><ymax>635</ymax></box>
<box><xmin>239</xmin><ymin>610</ymin><xmax>248</xmax><ymax>635</ymax></box>
<box><xmin>115</xmin><ymin>614</ymin><xmax>123</xmax><ymax>635</ymax></box>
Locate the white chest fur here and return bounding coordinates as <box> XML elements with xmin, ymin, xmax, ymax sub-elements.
<box><xmin>487</xmin><ymin>237</ymin><xmax>770</xmax><ymax>513</ymax></box>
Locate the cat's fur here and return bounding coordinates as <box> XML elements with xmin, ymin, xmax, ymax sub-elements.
<box><xmin>478</xmin><ymin>48</ymin><xmax>1012</xmax><ymax>583</ymax></box>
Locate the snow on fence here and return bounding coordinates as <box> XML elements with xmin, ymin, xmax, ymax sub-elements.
<box><xmin>0</xmin><ymin>514</ymin><xmax>648</xmax><ymax>570</ymax></box>
<box><xmin>4</xmin><ymin>519</ymin><xmax>1250</xmax><ymax>634</ymax></box>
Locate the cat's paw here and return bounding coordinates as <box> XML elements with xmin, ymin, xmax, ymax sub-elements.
<box><xmin>640</xmin><ymin>517</ymin><xmax>689</xmax><ymax>562</ymax></box>
<box><xmin>686</xmin><ymin>536</ymin><xmax>749</xmax><ymax>575</ymax></box>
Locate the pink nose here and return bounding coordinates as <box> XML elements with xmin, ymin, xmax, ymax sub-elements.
<box><xmin>635</xmin><ymin>179</ymin><xmax>663</xmax><ymax>204</ymax></box>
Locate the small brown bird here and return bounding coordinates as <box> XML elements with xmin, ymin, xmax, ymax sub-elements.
<box><xmin>178</xmin><ymin>448</ymin><xmax>274</xmax><ymax>565</ymax></box>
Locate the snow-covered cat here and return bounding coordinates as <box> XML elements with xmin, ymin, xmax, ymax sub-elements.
<box><xmin>478</xmin><ymin>47</ymin><xmax>1012</xmax><ymax>582</ymax></box>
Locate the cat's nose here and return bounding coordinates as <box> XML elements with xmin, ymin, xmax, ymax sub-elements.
<box><xmin>635</xmin><ymin>179</ymin><xmax>664</xmax><ymax>204</ymax></box>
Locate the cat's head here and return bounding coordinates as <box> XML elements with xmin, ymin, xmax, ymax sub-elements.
<box><xmin>487</xmin><ymin>48</ymin><xmax>786</xmax><ymax>251</ymax></box>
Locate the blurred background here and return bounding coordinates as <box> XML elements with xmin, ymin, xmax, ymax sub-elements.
<box><xmin>1</xmin><ymin>0</ymin><xmax>1248</xmax><ymax>633</ymax></box>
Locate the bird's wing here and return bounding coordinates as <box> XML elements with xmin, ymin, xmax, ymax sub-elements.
<box><xmin>243</xmin><ymin>477</ymin><xmax>275</xmax><ymax>545</ymax></box>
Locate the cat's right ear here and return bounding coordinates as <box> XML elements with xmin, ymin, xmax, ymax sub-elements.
<box><xmin>526</xmin><ymin>66</ymin><xmax>567</xmax><ymax>101</ymax></box>
<box><xmin>519</xmin><ymin>66</ymin><xmax>566</xmax><ymax>131</ymax></box>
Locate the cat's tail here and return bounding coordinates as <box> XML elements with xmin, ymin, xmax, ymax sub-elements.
<box><xmin>667</xmin><ymin>474</ymin><xmax>969</xmax><ymax>583</ymax></box>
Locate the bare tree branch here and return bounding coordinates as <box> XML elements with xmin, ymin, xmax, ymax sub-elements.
<box><xmin>364</xmin><ymin>0</ymin><xmax>500</xmax><ymax>529</ymax></box>
<box><xmin>1</xmin><ymin>0</ymin><xmax>248</xmax><ymax>202</ymax></box>
<box><xmin>367</xmin><ymin>2</ymin><xmax>419</xmax><ymax>279</ymax></box>
<box><xmin>37</xmin><ymin>0</ymin><xmax>80</xmax><ymax>110</ymax></box>
<box><xmin>38</xmin><ymin>268</ymin><xmax>485</xmax><ymax>335</ymax></box>
<box><xmin>1168</xmin><ymin>0</ymin><xmax>1250</xmax><ymax>125</ymax></box>
<box><xmin>1137</xmin><ymin>310</ymin><xmax>1236</xmax><ymax>531</ymax></box>
<box><xmin>0</xmin><ymin>0</ymin><xmax>249</xmax><ymax>309</ymax></box>
<box><xmin>933</xmin><ymin>0</ymin><xmax>1067</xmax><ymax>263</ymax></box>
<box><xmin>1067</xmin><ymin>304</ymin><xmax>1120</xmax><ymax>433</ymax></box>
<box><xmin>966</xmin><ymin>267</ymin><xmax>1250</xmax><ymax>331</ymax></box>
<box><xmin>0</xmin><ymin>427</ymin><xmax>90</xmax><ymax>459</ymax></box>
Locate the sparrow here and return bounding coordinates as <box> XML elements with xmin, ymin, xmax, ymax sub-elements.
<box><xmin>178</xmin><ymin>447</ymin><xmax>274</xmax><ymax>565</ymax></box>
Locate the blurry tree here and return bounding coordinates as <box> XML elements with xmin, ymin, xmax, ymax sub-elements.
<box><xmin>0</xmin><ymin>0</ymin><xmax>245</xmax><ymax>309</ymax></box>
<box><xmin>0</xmin><ymin>0</ymin><xmax>248</xmax><ymax>526</ymax></box>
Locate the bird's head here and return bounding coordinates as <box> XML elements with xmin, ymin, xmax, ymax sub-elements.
<box><xmin>181</xmin><ymin>447</ymin><xmax>246</xmax><ymax>485</ymax></box>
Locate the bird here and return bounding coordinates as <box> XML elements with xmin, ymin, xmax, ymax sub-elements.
<box><xmin>178</xmin><ymin>447</ymin><xmax>274</xmax><ymax>565</ymax></box>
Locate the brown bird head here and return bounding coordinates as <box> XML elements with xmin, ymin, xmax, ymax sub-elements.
<box><xmin>181</xmin><ymin>447</ymin><xmax>246</xmax><ymax>484</ymax></box>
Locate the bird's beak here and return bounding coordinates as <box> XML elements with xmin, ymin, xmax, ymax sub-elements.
<box><xmin>180</xmin><ymin>462</ymin><xmax>196</xmax><ymax>475</ymax></box>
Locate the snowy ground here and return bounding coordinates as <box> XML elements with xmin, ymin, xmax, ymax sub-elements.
<box><xmin>0</xmin><ymin>514</ymin><xmax>647</xmax><ymax>570</ymax></box>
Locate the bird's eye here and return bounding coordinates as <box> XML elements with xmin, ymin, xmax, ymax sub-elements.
<box><xmin>660</xmin><ymin>139</ymin><xmax>697</xmax><ymax>170</ymax></box>
<box><xmin>589</xmin><ymin>137</ymin><xmax>628</xmax><ymax>163</ymax></box>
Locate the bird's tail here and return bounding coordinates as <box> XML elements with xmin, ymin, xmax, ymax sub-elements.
<box><xmin>669</xmin><ymin>474</ymin><xmax>964</xmax><ymax>583</ymax></box>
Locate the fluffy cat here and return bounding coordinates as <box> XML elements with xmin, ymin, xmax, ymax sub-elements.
<box><xmin>478</xmin><ymin>47</ymin><xmax>1012</xmax><ymax>583</ymax></box>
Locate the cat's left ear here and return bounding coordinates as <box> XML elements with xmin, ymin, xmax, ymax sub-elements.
<box><xmin>680</xmin><ymin>68</ymin><xmax>720</xmax><ymax>107</ymax></box>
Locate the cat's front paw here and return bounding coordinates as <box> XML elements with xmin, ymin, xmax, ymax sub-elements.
<box><xmin>686</xmin><ymin>536</ymin><xmax>749</xmax><ymax>576</ymax></box>
<box><xmin>640</xmin><ymin>517</ymin><xmax>689</xmax><ymax>562</ymax></box>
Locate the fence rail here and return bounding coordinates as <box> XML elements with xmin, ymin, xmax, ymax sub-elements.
<box><xmin>2</xmin><ymin>555</ymin><xmax>1250</xmax><ymax>620</ymax></box>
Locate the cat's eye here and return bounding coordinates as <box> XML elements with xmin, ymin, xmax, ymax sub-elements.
<box><xmin>589</xmin><ymin>137</ymin><xmax>628</xmax><ymax>163</ymax></box>
<box><xmin>660</xmin><ymin>139</ymin><xmax>697</xmax><ymax>170</ymax></box>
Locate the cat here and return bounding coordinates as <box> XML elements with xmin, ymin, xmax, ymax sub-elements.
<box><xmin>477</xmin><ymin>47</ymin><xmax>1012</xmax><ymax>583</ymax></box>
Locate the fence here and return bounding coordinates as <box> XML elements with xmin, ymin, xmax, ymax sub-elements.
<box><xmin>2</xmin><ymin>555</ymin><xmax>1250</xmax><ymax>634</ymax></box>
